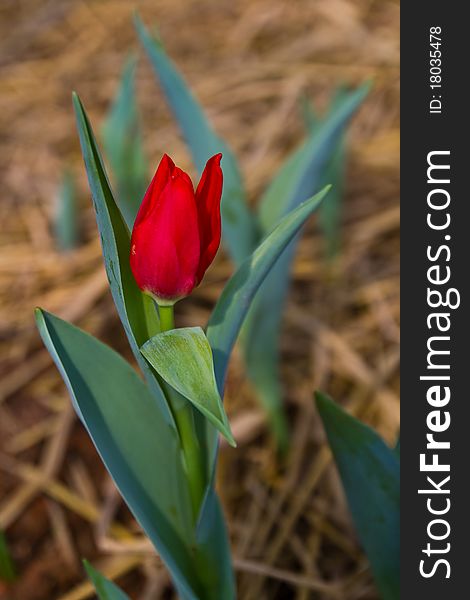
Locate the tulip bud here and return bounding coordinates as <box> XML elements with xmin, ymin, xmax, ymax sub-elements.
<box><xmin>130</xmin><ymin>153</ymin><xmax>223</xmax><ymax>305</ymax></box>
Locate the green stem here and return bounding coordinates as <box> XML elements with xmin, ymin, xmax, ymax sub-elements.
<box><xmin>174</xmin><ymin>404</ymin><xmax>206</xmax><ymax>518</ymax></box>
<box><xmin>158</xmin><ymin>303</ymin><xmax>206</xmax><ymax>520</ymax></box>
<box><xmin>159</xmin><ymin>305</ymin><xmax>175</xmax><ymax>331</ymax></box>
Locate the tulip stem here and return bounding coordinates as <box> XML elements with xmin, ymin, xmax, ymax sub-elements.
<box><xmin>174</xmin><ymin>405</ymin><xmax>206</xmax><ymax>519</ymax></box>
<box><xmin>158</xmin><ymin>305</ymin><xmax>175</xmax><ymax>331</ymax></box>
<box><xmin>158</xmin><ymin>303</ymin><xmax>206</xmax><ymax>521</ymax></box>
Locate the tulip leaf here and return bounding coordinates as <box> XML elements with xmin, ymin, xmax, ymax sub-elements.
<box><xmin>258</xmin><ymin>84</ymin><xmax>369</xmax><ymax>231</ymax></box>
<box><xmin>317</xmin><ymin>141</ymin><xmax>345</xmax><ymax>258</ymax></box>
<box><xmin>102</xmin><ymin>55</ymin><xmax>148</xmax><ymax>230</ymax></box>
<box><xmin>207</xmin><ymin>186</ymin><xmax>330</xmax><ymax>395</ymax></box>
<box><xmin>242</xmin><ymin>85</ymin><xmax>369</xmax><ymax>449</ymax></box>
<box><xmin>196</xmin><ymin>188</ymin><xmax>327</xmax><ymax>471</ymax></box>
<box><xmin>35</xmin><ymin>309</ymin><xmax>209</xmax><ymax>600</ymax></box>
<box><xmin>84</xmin><ymin>561</ymin><xmax>130</xmax><ymax>600</ymax></box>
<box><xmin>394</xmin><ymin>434</ymin><xmax>400</xmax><ymax>457</ymax></box>
<box><xmin>240</xmin><ymin>247</ymin><xmax>293</xmax><ymax>450</ymax></box>
<box><xmin>72</xmin><ymin>93</ymin><xmax>173</xmax><ymax>425</ymax></box>
<box><xmin>141</xmin><ymin>327</ymin><xmax>235</xmax><ymax>447</ymax></box>
<box><xmin>135</xmin><ymin>15</ymin><xmax>257</xmax><ymax>265</ymax></box>
<box><xmin>300</xmin><ymin>94</ymin><xmax>320</xmax><ymax>131</ymax></box>
<box><xmin>195</xmin><ymin>487</ymin><xmax>235</xmax><ymax>600</ymax></box>
<box><xmin>54</xmin><ymin>169</ymin><xmax>79</xmax><ymax>252</ymax></box>
<box><xmin>315</xmin><ymin>392</ymin><xmax>400</xmax><ymax>600</ymax></box>
<box><xmin>304</xmin><ymin>86</ymin><xmax>351</xmax><ymax>259</ymax></box>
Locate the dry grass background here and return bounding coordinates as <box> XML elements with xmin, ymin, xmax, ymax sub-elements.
<box><xmin>0</xmin><ymin>0</ymin><xmax>399</xmax><ymax>598</ymax></box>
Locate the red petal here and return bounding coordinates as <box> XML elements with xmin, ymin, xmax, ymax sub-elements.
<box><xmin>133</xmin><ymin>154</ymin><xmax>175</xmax><ymax>228</ymax></box>
<box><xmin>130</xmin><ymin>166</ymin><xmax>200</xmax><ymax>301</ymax></box>
<box><xmin>194</xmin><ymin>153</ymin><xmax>223</xmax><ymax>284</ymax></box>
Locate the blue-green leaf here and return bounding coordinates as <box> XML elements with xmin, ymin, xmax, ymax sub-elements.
<box><xmin>135</xmin><ymin>15</ymin><xmax>257</xmax><ymax>265</ymax></box>
<box><xmin>73</xmin><ymin>93</ymin><xmax>172</xmax><ymax>425</ymax></box>
<box><xmin>315</xmin><ymin>392</ymin><xmax>399</xmax><ymax>600</ymax></box>
<box><xmin>141</xmin><ymin>327</ymin><xmax>235</xmax><ymax>446</ymax></box>
<box><xmin>240</xmin><ymin>247</ymin><xmax>293</xmax><ymax>450</ymax></box>
<box><xmin>303</xmin><ymin>86</ymin><xmax>351</xmax><ymax>259</ymax></box>
<box><xmin>317</xmin><ymin>142</ymin><xmax>345</xmax><ymax>258</ymax></box>
<box><xmin>394</xmin><ymin>434</ymin><xmax>400</xmax><ymax>457</ymax></box>
<box><xmin>258</xmin><ymin>84</ymin><xmax>369</xmax><ymax>232</ymax></box>
<box><xmin>102</xmin><ymin>55</ymin><xmax>148</xmax><ymax>230</ymax></box>
<box><xmin>195</xmin><ymin>487</ymin><xmax>235</xmax><ymax>600</ymax></box>
<box><xmin>300</xmin><ymin>94</ymin><xmax>319</xmax><ymax>131</ymax></box>
<box><xmin>243</xmin><ymin>85</ymin><xmax>369</xmax><ymax>448</ymax></box>
<box><xmin>84</xmin><ymin>561</ymin><xmax>130</xmax><ymax>600</ymax></box>
<box><xmin>54</xmin><ymin>169</ymin><xmax>79</xmax><ymax>252</ymax></box>
<box><xmin>207</xmin><ymin>186</ymin><xmax>330</xmax><ymax>395</ymax></box>
<box><xmin>201</xmin><ymin>188</ymin><xmax>329</xmax><ymax>471</ymax></box>
<box><xmin>36</xmin><ymin>309</ymin><xmax>204</xmax><ymax>600</ymax></box>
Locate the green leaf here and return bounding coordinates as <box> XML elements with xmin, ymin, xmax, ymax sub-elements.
<box><xmin>394</xmin><ymin>434</ymin><xmax>400</xmax><ymax>457</ymax></box>
<box><xmin>135</xmin><ymin>15</ymin><xmax>257</xmax><ymax>265</ymax></box>
<box><xmin>36</xmin><ymin>309</ymin><xmax>205</xmax><ymax>600</ymax></box>
<box><xmin>200</xmin><ymin>188</ymin><xmax>328</xmax><ymax>470</ymax></box>
<box><xmin>258</xmin><ymin>84</ymin><xmax>369</xmax><ymax>232</ymax></box>
<box><xmin>302</xmin><ymin>85</ymin><xmax>352</xmax><ymax>135</ymax></box>
<box><xmin>303</xmin><ymin>87</ymin><xmax>352</xmax><ymax>259</ymax></box>
<box><xmin>300</xmin><ymin>94</ymin><xmax>319</xmax><ymax>131</ymax></box>
<box><xmin>141</xmin><ymin>327</ymin><xmax>235</xmax><ymax>447</ymax></box>
<box><xmin>243</xmin><ymin>85</ymin><xmax>369</xmax><ymax>448</ymax></box>
<box><xmin>102</xmin><ymin>55</ymin><xmax>148</xmax><ymax>230</ymax></box>
<box><xmin>207</xmin><ymin>186</ymin><xmax>330</xmax><ymax>395</ymax></box>
<box><xmin>195</xmin><ymin>487</ymin><xmax>235</xmax><ymax>600</ymax></box>
<box><xmin>317</xmin><ymin>142</ymin><xmax>345</xmax><ymax>258</ymax></box>
<box><xmin>73</xmin><ymin>93</ymin><xmax>172</xmax><ymax>425</ymax></box>
<box><xmin>84</xmin><ymin>561</ymin><xmax>130</xmax><ymax>600</ymax></box>
<box><xmin>315</xmin><ymin>392</ymin><xmax>400</xmax><ymax>600</ymax></box>
<box><xmin>54</xmin><ymin>169</ymin><xmax>79</xmax><ymax>252</ymax></box>
<box><xmin>240</xmin><ymin>247</ymin><xmax>293</xmax><ymax>450</ymax></box>
<box><xmin>0</xmin><ymin>530</ymin><xmax>16</xmax><ymax>583</ymax></box>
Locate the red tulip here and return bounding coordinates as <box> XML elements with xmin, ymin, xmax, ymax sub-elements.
<box><xmin>130</xmin><ymin>153</ymin><xmax>223</xmax><ymax>305</ymax></box>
